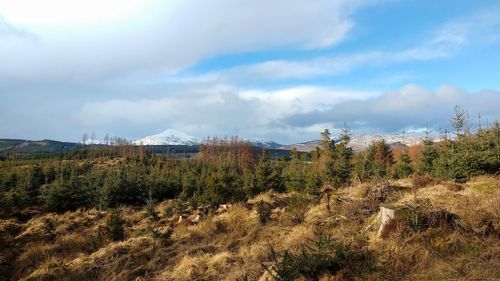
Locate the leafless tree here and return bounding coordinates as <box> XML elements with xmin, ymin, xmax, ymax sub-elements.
<box><xmin>450</xmin><ymin>105</ymin><xmax>466</xmax><ymax>138</ymax></box>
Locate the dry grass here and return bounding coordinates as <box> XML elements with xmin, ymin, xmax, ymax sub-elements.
<box><xmin>3</xmin><ymin>176</ymin><xmax>499</xmax><ymax>281</ymax></box>
<box><xmin>412</xmin><ymin>175</ymin><xmax>435</xmax><ymax>187</ymax></box>
<box><xmin>348</xmin><ymin>182</ymin><xmax>371</xmax><ymax>198</ymax></box>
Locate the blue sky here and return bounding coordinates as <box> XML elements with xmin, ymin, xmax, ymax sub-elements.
<box><xmin>0</xmin><ymin>0</ymin><xmax>499</xmax><ymax>144</ymax></box>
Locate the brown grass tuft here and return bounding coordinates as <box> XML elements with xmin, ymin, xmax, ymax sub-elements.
<box><xmin>412</xmin><ymin>175</ymin><xmax>434</xmax><ymax>188</ymax></box>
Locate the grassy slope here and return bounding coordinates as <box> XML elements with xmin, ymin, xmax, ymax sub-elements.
<box><xmin>0</xmin><ymin>176</ymin><xmax>498</xmax><ymax>280</ymax></box>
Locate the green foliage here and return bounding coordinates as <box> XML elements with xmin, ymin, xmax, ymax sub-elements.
<box><xmin>320</xmin><ymin>129</ymin><xmax>337</xmax><ymax>185</ymax></box>
<box><xmin>200</xmin><ymin>163</ymin><xmax>244</xmax><ymax>206</ymax></box>
<box><xmin>371</xmin><ymin>140</ymin><xmax>394</xmax><ymax>178</ymax></box>
<box><xmin>403</xmin><ymin>203</ymin><xmax>429</xmax><ymax>232</ymax></box>
<box><xmin>263</xmin><ymin>235</ymin><xmax>374</xmax><ymax>281</ymax></box>
<box><xmin>15</xmin><ymin>165</ymin><xmax>44</xmax><ymax>207</ymax></box>
<box><xmin>144</xmin><ymin>189</ymin><xmax>158</xmax><ymax>219</ymax></box>
<box><xmin>418</xmin><ymin>136</ymin><xmax>438</xmax><ymax>176</ymax></box>
<box><xmin>106</xmin><ymin>208</ymin><xmax>125</xmax><ymax>241</ymax></box>
<box><xmin>355</xmin><ymin>140</ymin><xmax>394</xmax><ymax>181</ymax></box>
<box><xmin>253</xmin><ymin>150</ymin><xmax>284</xmax><ymax>194</ymax></box>
<box><xmin>336</xmin><ymin>142</ymin><xmax>353</xmax><ymax>186</ymax></box>
<box><xmin>256</xmin><ymin>199</ymin><xmax>273</xmax><ymax>224</ymax></box>
<box><xmin>286</xmin><ymin>193</ymin><xmax>311</xmax><ymax>225</ymax></box>
<box><xmin>1</xmin><ymin>109</ymin><xmax>498</xmax><ymax>214</ymax></box>
<box><xmin>336</xmin><ymin>126</ymin><xmax>354</xmax><ymax>186</ymax></box>
<box><xmin>149</xmin><ymin>224</ymin><xmax>173</xmax><ymax>245</ymax></box>
<box><xmin>45</xmin><ymin>175</ymin><xmax>94</xmax><ymax>212</ymax></box>
<box><xmin>431</xmin><ymin>121</ymin><xmax>500</xmax><ymax>181</ymax></box>
<box><xmin>317</xmin><ymin>127</ymin><xmax>353</xmax><ymax>188</ymax></box>
<box><xmin>393</xmin><ymin>150</ymin><xmax>413</xmax><ymax>179</ymax></box>
<box><xmin>354</xmin><ymin>150</ymin><xmax>374</xmax><ymax>182</ymax></box>
<box><xmin>163</xmin><ymin>199</ymin><xmax>189</xmax><ymax>217</ymax></box>
<box><xmin>284</xmin><ymin>148</ymin><xmax>306</xmax><ymax>192</ymax></box>
<box><xmin>100</xmin><ymin>167</ymin><xmax>149</xmax><ymax>208</ymax></box>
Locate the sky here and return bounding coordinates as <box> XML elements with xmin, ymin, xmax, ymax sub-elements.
<box><xmin>0</xmin><ymin>0</ymin><xmax>499</xmax><ymax>144</ymax></box>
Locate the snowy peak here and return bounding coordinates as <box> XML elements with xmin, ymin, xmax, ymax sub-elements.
<box><xmin>280</xmin><ymin>133</ymin><xmax>425</xmax><ymax>152</ymax></box>
<box><xmin>348</xmin><ymin>134</ymin><xmax>421</xmax><ymax>151</ymax></box>
<box><xmin>133</xmin><ymin>129</ymin><xmax>199</xmax><ymax>146</ymax></box>
<box><xmin>244</xmin><ymin>137</ymin><xmax>282</xmax><ymax>148</ymax></box>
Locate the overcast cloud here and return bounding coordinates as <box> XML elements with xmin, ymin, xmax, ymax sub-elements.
<box><xmin>0</xmin><ymin>1</ymin><xmax>499</xmax><ymax>144</ymax></box>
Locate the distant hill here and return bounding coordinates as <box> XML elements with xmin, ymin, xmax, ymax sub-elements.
<box><xmin>0</xmin><ymin>132</ymin><xmax>426</xmax><ymax>157</ymax></box>
<box><xmin>0</xmin><ymin>139</ymin><xmax>80</xmax><ymax>156</ymax></box>
<box><xmin>279</xmin><ymin>133</ymin><xmax>423</xmax><ymax>152</ymax></box>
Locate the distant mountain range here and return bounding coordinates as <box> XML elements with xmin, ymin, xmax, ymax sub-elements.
<box><xmin>129</xmin><ymin>129</ymin><xmax>425</xmax><ymax>151</ymax></box>
<box><xmin>0</xmin><ymin>129</ymin><xmax>427</xmax><ymax>157</ymax></box>
<box><xmin>132</xmin><ymin>129</ymin><xmax>283</xmax><ymax>148</ymax></box>
<box><xmin>279</xmin><ymin>133</ymin><xmax>422</xmax><ymax>152</ymax></box>
<box><xmin>132</xmin><ymin>129</ymin><xmax>199</xmax><ymax>146</ymax></box>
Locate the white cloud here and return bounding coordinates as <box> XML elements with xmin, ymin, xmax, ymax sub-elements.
<box><xmin>0</xmin><ymin>0</ymin><xmax>372</xmax><ymax>81</ymax></box>
<box><xmin>210</xmin><ymin>7</ymin><xmax>500</xmax><ymax>82</ymax></box>
<box><xmin>74</xmin><ymin>83</ymin><xmax>376</xmax><ymax>143</ymax></box>
<box><xmin>282</xmin><ymin>84</ymin><xmax>500</xmax><ymax>133</ymax></box>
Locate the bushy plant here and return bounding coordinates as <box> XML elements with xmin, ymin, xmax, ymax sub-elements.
<box><xmin>256</xmin><ymin>199</ymin><xmax>273</xmax><ymax>224</ymax></box>
<box><xmin>45</xmin><ymin>175</ymin><xmax>94</xmax><ymax>212</ymax></box>
<box><xmin>106</xmin><ymin>208</ymin><xmax>124</xmax><ymax>241</ymax></box>
<box><xmin>393</xmin><ymin>151</ymin><xmax>413</xmax><ymax>179</ymax></box>
<box><xmin>149</xmin><ymin>224</ymin><xmax>173</xmax><ymax>245</ymax></box>
<box><xmin>262</xmin><ymin>235</ymin><xmax>374</xmax><ymax>280</ymax></box>
<box><xmin>286</xmin><ymin>193</ymin><xmax>311</xmax><ymax>225</ymax></box>
<box><xmin>254</xmin><ymin>151</ymin><xmax>285</xmax><ymax>194</ymax></box>
<box><xmin>144</xmin><ymin>190</ymin><xmax>157</xmax><ymax>220</ymax></box>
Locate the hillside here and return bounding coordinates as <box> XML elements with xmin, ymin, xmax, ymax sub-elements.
<box><xmin>0</xmin><ymin>139</ymin><xmax>80</xmax><ymax>156</ymax></box>
<box><xmin>1</xmin><ymin>176</ymin><xmax>498</xmax><ymax>280</ymax></box>
<box><xmin>0</xmin><ymin>124</ymin><xmax>498</xmax><ymax>280</ymax></box>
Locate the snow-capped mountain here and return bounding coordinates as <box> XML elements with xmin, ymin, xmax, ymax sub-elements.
<box><xmin>133</xmin><ymin>129</ymin><xmax>200</xmax><ymax>146</ymax></box>
<box><xmin>348</xmin><ymin>133</ymin><xmax>421</xmax><ymax>151</ymax></box>
<box><xmin>280</xmin><ymin>133</ymin><xmax>425</xmax><ymax>152</ymax></box>
<box><xmin>244</xmin><ymin>137</ymin><xmax>282</xmax><ymax>148</ymax></box>
<box><xmin>82</xmin><ymin>139</ymin><xmax>105</xmax><ymax>145</ymax></box>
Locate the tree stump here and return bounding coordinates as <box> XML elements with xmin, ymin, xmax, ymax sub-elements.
<box><xmin>377</xmin><ymin>206</ymin><xmax>396</xmax><ymax>237</ymax></box>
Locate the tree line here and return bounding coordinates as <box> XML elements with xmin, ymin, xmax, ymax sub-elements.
<box><xmin>1</xmin><ymin>107</ymin><xmax>498</xmax><ymax>213</ymax></box>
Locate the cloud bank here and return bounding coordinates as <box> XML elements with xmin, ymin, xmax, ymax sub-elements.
<box><xmin>281</xmin><ymin>85</ymin><xmax>500</xmax><ymax>135</ymax></box>
<box><xmin>0</xmin><ymin>1</ymin><xmax>499</xmax><ymax>143</ymax></box>
<box><xmin>0</xmin><ymin>0</ymin><xmax>371</xmax><ymax>81</ymax></box>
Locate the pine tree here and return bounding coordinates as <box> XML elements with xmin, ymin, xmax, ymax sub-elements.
<box><xmin>254</xmin><ymin>149</ymin><xmax>284</xmax><ymax>194</ymax></box>
<box><xmin>144</xmin><ymin>188</ymin><xmax>158</xmax><ymax>219</ymax></box>
<box><xmin>336</xmin><ymin>125</ymin><xmax>354</xmax><ymax>186</ymax></box>
<box><xmin>450</xmin><ymin>105</ymin><xmax>466</xmax><ymax>139</ymax></box>
<box><xmin>100</xmin><ymin>170</ymin><xmax>125</xmax><ymax>208</ymax></box>
<box><xmin>394</xmin><ymin>149</ymin><xmax>413</xmax><ymax>179</ymax></box>
<box><xmin>355</xmin><ymin>148</ymin><xmax>375</xmax><ymax>182</ymax></box>
<box><xmin>16</xmin><ymin>165</ymin><xmax>44</xmax><ymax>207</ymax></box>
<box><xmin>45</xmin><ymin>174</ymin><xmax>93</xmax><ymax>212</ymax></box>
<box><xmin>418</xmin><ymin>130</ymin><xmax>438</xmax><ymax>175</ymax></box>
<box><xmin>305</xmin><ymin>147</ymin><xmax>323</xmax><ymax>194</ymax></box>
<box><xmin>357</xmin><ymin>140</ymin><xmax>393</xmax><ymax>180</ymax></box>
<box><xmin>319</xmin><ymin>129</ymin><xmax>337</xmax><ymax>185</ymax></box>
<box><xmin>106</xmin><ymin>208</ymin><xmax>124</xmax><ymax>241</ymax></box>
<box><xmin>374</xmin><ymin>140</ymin><xmax>394</xmax><ymax>178</ymax></box>
<box><xmin>284</xmin><ymin>148</ymin><xmax>305</xmax><ymax>192</ymax></box>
